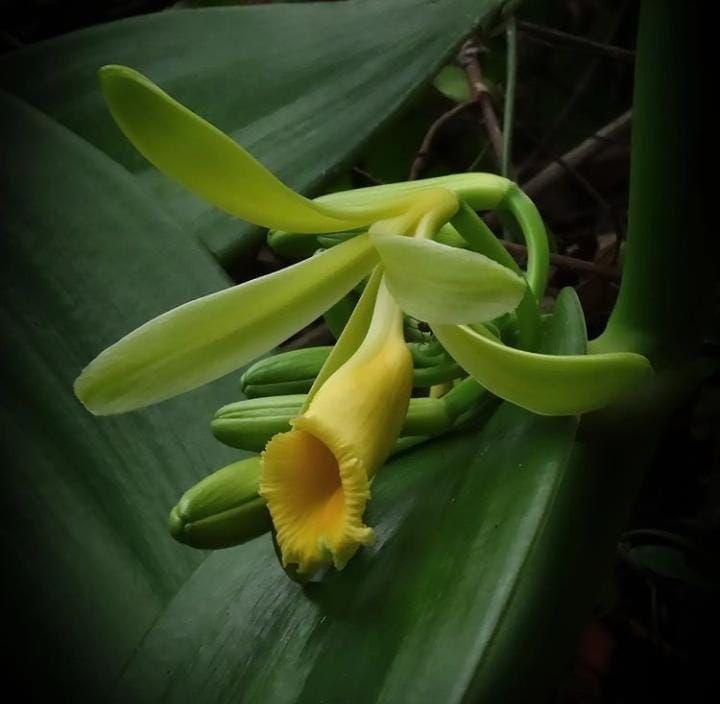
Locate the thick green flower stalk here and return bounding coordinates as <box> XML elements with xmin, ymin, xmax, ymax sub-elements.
<box><xmin>74</xmin><ymin>65</ymin><xmax>652</xmax><ymax>576</ymax></box>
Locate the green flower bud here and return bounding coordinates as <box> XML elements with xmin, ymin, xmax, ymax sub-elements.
<box><xmin>168</xmin><ymin>457</ymin><xmax>271</xmax><ymax>549</ymax></box>
<box><xmin>212</xmin><ymin>394</ymin><xmax>454</xmax><ymax>453</ymax></box>
<box><xmin>240</xmin><ymin>347</ymin><xmax>331</xmax><ymax>397</ymax></box>
<box><xmin>212</xmin><ymin>395</ymin><xmax>305</xmax><ymax>451</ymax></box>
<box><xmin>240</xmin><ymin>343</ymin><xmax>463</xmax><ymax>398</ymax></box>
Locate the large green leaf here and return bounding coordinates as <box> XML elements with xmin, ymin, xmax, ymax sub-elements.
<box><xmin>0</xmin><ymin>0</ymin><xmax>507</xmax><ymax>263</ymax></box>
<box><xmin>0</xmin><ymin>91</ymin><xmax>242</xmax><ymax>697</ymax></box>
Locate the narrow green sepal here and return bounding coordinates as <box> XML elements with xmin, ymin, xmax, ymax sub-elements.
<box><xmin>314</xmin><ymin>173</ymin><xmax>511</xmax><ymax>212</ymax></box>
<box><xmin>169</xmin><ymin>457</ymin><xmax>272</xmax><ymax>550</ymax></box>
<box><xmin>99</xmin><ymin>65</ymin><xmax>362</xmax><ymax>234</ymax></box>
<box><xmin>74</xmin><ymin>233</ymin><xmax>377</xmax><ymax>415</ymax></box>
<box><xmin>432</xmin><ymin>321</ymin><xmax>653</xmax><ymax>416</ymax></box>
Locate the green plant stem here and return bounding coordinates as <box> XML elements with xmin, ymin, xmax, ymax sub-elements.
<box><xmin>451</xmin><ymin>202</ymin><xmax>541</xmax><ymax>350</ymax></box>
<box><xmin>590</xmin><ymin>1</ymin><xmax>701</xmax><ymax>365</ymax></box>
<box><xmin>414</xmin><ymin>362</ymin><xmax>463</xmax><ymax>387</ymax></box>
<box><xmin>501</xmin><ymin>185</ymin><xmax>550</xmax><ymax>299</ymax></box>
<box><xmin>443</xmin><ymin>377</ymin><xmax>487</xmax><ymax>421</ymax></box>
<box><xmin>452</xmin><ymin>202</ymin><xmax>519</xmax><ymax>272</ymax></box>
<box><xmin>502</xmin><ymin>15</ymin><xmax>517</xmax><ymax>179</ymax></box>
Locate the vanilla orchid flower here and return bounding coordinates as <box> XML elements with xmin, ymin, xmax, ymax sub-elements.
<box><xmin>73</xmin><ymin>65</ymin><xmax>653</xmax><ymax>578</ymax></box>
<box><xmin>72</xmin><ymin>67</ymin><xmax>652</xmax><ymax>420</ymax></box>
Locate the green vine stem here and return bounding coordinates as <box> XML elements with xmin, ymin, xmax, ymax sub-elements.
<box><xmin>451</xmin><ymin>202</ymin><xmax>541</xmax><ymax>350</ymax></box>
<box><xmin>590</xmin><ymin>1</ymin><xmax>702</xmax><ymax>366</ymax></box>
<box><xmin>502</xmin><ymin>14</ymin><xmax>517</xmax><ymax>179</ymax></box>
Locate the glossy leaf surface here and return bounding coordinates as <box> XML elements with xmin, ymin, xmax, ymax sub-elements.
<box><xmin>0</xmin><ymin>91</ymin><xmax>242</xmax><ymax>697</ymax></box>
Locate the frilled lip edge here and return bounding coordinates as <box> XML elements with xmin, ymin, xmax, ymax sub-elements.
<box><xmin>259</xmin><ymin>415</ymin><xmax>375</xmax><ymax>576</ymax></box>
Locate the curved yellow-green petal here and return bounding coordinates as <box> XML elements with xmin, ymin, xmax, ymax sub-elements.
<box><xmin>432</xmin><ymin>323</ymin><xmax>653</xmax><ymax>415</ymax></box>
<box><xmin>372</xmin><ymin>234</ymin><xmax>526</xmax><ymax>324</ymax></box>
<box><xmin>99</xmin><ymin>65</ymin><xmax>360</xmax><ymax>233</ymax></box>
<box><xmin>75</xmin><ymin>235</ymin><xmax>377</xmax><ymax>415</ymax></box>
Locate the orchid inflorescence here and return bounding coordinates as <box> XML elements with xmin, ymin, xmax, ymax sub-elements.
<box><xmin>74</xmin><ymin>66</ymin><xmax>652</xmax><ymax>577</ymax></box>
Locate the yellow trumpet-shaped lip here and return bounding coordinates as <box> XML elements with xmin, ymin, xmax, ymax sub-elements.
<box><xmin>260</xmin><ymin>422</ymin><xmax>374</xmax><ymax>575</ymax></box>
<box><xmin>259</xmin><ymin>277</ymin><xmax>413</xmax><ymax>575</ymax></box>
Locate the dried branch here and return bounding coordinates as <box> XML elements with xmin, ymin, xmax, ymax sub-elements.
<box><xmin>409</xmin><ymin>100</ymin><xmax>476</xmax><ymax>180</ymax></box>
<box><xmin>522</xmin><ymin>110</ymin><xmax>632</xmax><ymax>199</ymax></box>
<box><xmin>283</xmin><ymin>322</ymin><xmax>334</xmax><ymax>350</ymax></box>
<box><xmin>518</xmin><ymin>0</ymin><xmax>633</xmax><ymax>176</ymax></box>
<box><xmin>518</xmin><ymin>21</ymin><xmax>635</xmax><ymax>63</ymax></box>
<box><xmin>459</xmin><ymin>41</ymin><xmax>503</xmax><ymax>170</ymax></box>
<box><xmin>351</xmin><ymin>166</ymin><xmax>383</xmax><ymax>186</ymax></box>
<box><xmin>502</xmin><ymin>241</ymin><xmax>620</xmax><ymax>281</ymax></box>
<box><xmin>502</xmin><ymin>16</ymin><xmax>518</xmax><ymax>179</ymax></box>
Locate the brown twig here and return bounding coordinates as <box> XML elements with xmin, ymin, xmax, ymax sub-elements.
<box><xmin>459</xmin><ymin>41</ymin><xmax>503</xmax><ymax>170</ymax></box>
<box><xmin>351</xmin><ymin>166</ymin><xmax>383</xmax><ymax>186</ymax></box>
<box><xmin>483</xmin><ymin>112</ymin><xmax>630</xmax><ymax>257</ymax></box>
<box><xmin>522</xmin><ymin>110</ymin><xmax>632</xmax><ymax>199</ymax></box>
<box><xmin>502</xmin><ymin>241</ymin><xmax>620</xmax><ymax>281</ymax></box>
<box><xmin>516</xmin><ymin>118</ymin><xmax>627</xmax><ymax>249</ymax></box>
<box><xmin>283</xmin><ymin>323</ymin><xmax>334</xmax><ymax>350</ymax></box>
<box><xmin>518</xmin><ymin>0</ymin><xmax>632</xmax><ymax>177</ymax></box>
<box><xmin>414</xmin><ymin>39</ymin><xmax>509</xmax><ymax>178</ymax></box>
<box><xmin>409</xmin><ymin>100</ymin><xmax>477</xmax><ymax>180</ymax></box>
<box><xmin>518</xmin><ymin>20</ymin><xmax>635</xmax><ymax>63</ymax></box>
<box><xmin>519</xmin><ymin>124</ymin><xmax>614</xmax><ymax>213</ymax></box>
